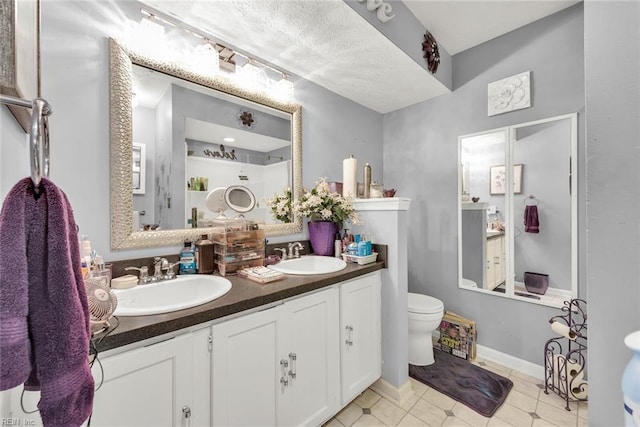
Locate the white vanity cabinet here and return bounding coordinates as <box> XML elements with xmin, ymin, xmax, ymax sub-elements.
<box><xmin>340</xmin><ymin>272</ymin><xmax>382</xmax><ymax>405</ymax></box>
<box><xmin>1</xmin><ymin>328</ymin><xmax>211</xmax><ymax>427</ymax></box>
<box><xmin>212</xmin><ymin>286</ymin><xmax>340</xmax><ymax>426</ymax></box>
<box><xmin>90</xmin><ymin>327</ymin><xmax>211</xmax><ymax>427</ymax></box>
<box><xmin>486</xmin><ymin>234</ymin><xmax>506</xmax><ymax>290</ymax></box>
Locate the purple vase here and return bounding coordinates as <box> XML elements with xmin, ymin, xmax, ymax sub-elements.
<box><xmin>308</xmin><ymin>221</ymin><xmax>339</xmax><ymax>256</ymax></box>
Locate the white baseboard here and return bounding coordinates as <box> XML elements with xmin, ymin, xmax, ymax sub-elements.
<box><xmin>370</xmin><ymin>377</ymin><xmax>415</xmax><ymax>407</ymax></box>
<box><xmin>476</xmin><ymin>344</ymin><xmax>545</xmax><ymax>380</ymax></box>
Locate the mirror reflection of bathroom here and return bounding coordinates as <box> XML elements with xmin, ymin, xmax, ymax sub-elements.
<box><xmin>460</xmin><ymin>128</ymin><xmax>507</xmax><ymax>292</ymax></box>
<box><xmin>512</xmin><ymin>118</ymin><xmax>573</xmax><ymax>298</ymax></box>
<box><xmin>459</xmin><ymin>114</ymin><xmax>576</xmax><ymax>306</ymax></box>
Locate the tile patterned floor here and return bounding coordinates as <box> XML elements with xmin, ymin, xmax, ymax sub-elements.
<box><xmin>324</xmin><ymin>357</ymin><xmax>588</xmax><ymax>427</ymax></box>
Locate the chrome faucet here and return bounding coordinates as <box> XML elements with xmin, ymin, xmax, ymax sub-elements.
<box><xmin>274</xmin><ymin>242</ymin><xmax>304</xmax><ymax>260</ymax></box>
<box><xmin>288</xmin><ymin>242</ymin><xmax>304</xmax><ymax>259</ymax></box>
<box><xmin>153</xmin><ymin>257</ymin><xmax>169</xmax><ymax>282</ymax></box>
<box><xmin>163</xmin><ymin>261</ymin><xmax>180</xmax><ymax>280</ymax></box>
<box><xmin>274</xmin><ymin>247</ymin><xmax>288</xmax><ymax>260</ymax></box>
<box><xmin>124</xmin><ymin>265</ymin><xmax>152</xmax><ymax>284</ymax></box>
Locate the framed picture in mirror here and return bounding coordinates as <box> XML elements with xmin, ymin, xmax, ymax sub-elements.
<box><xmin>489</xmin><ymin>164</ymin><xmax>523</xmax><ymax>195</ymax></box>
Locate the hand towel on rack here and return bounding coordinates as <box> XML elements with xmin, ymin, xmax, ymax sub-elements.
<box><xmin>0</xmin><ymin>177</ymin><xmax>94</xmax><ymax>426</ymax></box>
<box><xmin>524</xmin><ymin>205</ymin><xmax>539</xmax><ymax>233</ymax></box>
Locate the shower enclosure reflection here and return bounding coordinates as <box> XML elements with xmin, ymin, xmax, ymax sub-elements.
<box><xmin>458</xmin><ymin>113</ymin><xmax>578</xmax><ymax>307</ymax></box>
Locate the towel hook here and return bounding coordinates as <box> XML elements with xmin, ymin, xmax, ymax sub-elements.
<box><xmin>524</xmin><ymin>194</ymin><xmax>539</xmax><ymax>206</ymax></box>
<box><xmin>29</xmin><ymin>98</ymin><xmax>52</xmax><ymax>191</ymax></box>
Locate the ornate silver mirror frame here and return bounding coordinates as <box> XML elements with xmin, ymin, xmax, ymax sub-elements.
<box><xmin>109</xmin><ymin>38</ymin><xmax>302</xmax><ymax>250</ymax></box>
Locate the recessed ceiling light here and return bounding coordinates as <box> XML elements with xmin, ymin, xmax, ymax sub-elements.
<box><xmin>223</xmin><ymin>137</ymin><xmax>235</xmax><ymax>143</ymax></box>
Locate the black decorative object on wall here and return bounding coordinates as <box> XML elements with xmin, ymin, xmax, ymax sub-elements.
<box><xmin>422</xmin><ymin>32</ymin><xmax>440</xmax><ymax>74</ymax></box>
<box><xmin>239</xmin><ymin>110</ymin><xmax>255</xmax><ymax>128</ymax></box>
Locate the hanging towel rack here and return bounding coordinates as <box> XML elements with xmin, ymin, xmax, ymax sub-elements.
<box><xmin>0</xmin><ymin>94</ymin><xmax>52</xmax><ymax>191</ymax></box>
<box><xmin>524</xmin><ymin>194</ymin><xmax>539</xmax><ymax>206</ymax></box>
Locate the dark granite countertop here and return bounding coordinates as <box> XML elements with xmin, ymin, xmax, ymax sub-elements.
<box><xmin>94</xmin><ymin>261</ymin><xmax>384</xmax><ymax>353</ymax></box>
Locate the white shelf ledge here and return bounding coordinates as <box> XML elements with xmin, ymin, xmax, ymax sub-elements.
<box><xmin>353</xmin><ymin>197</ymin><xmax>411</xmax><ymax>211</ymax></box>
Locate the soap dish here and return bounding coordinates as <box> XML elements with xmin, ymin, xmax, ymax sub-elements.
<box><xmin>111</xmin><ymin>274</ymin><xmax>138</xmax><ymax>289</ymax></box>
<box><xmin>341</xmin><ymin>253</ymin><xmax>378</xmax><ymax>265</ymax></box>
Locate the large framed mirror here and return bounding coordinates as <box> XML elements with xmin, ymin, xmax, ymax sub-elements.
<box><xmin>110</xmin><ymin>38</ymin><xmax>302</xmax><ymax>250</ymax></box>
<box><xmin>458</xmin><ymin>113</ymin><xmax>578</xmax><ymax>307</ymax></box>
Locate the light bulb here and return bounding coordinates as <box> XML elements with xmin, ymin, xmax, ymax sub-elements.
<box><xmin>189</xmin><ymin>42</ymin><xmax>220</xmax><ymax>77</ymax></box>
<box><xmin>272</xmin><ymin>77</ymin><xmax>294</xmax><ymax>102</ymax></box>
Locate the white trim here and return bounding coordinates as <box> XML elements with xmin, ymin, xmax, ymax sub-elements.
<box><xmin>476</xmin><ymin>344</ymin><xmax>545</xmax><ymax>380</ymax></box>
<box><xmin>353</xmin><ymin>197</ymin><xmax>411</xmax><ymax>211</ymax></box>
<box><xmin>369</xmin><ymin>377</ymin><xmax>415</xmax><ymax>407</ymax></box>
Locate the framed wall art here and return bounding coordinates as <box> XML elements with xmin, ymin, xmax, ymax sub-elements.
<box><xmin>0</xmin><ymin>0</ymin><xmax>41</xmax><ymax>132</ymax></box>
<box><xmin>490</xmin><ymin>164</ymin><xmax>523</xmax><ymax>195</ymax></box>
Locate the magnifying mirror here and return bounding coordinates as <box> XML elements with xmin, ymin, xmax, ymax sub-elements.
<box><xmin>225</xmin><ymin>185</ymin><xmax>256</xmax><ymax>215</ymax></box>
<box><xmin>205</xmin><ymin>187</ymin><xmax>230</xmax><ymax>218</ymax></box>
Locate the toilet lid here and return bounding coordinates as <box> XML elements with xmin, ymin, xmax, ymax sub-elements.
<box><xmin>408</xmin><ymin>293</ymin><xmax>444</xmax><ymax>314</ymax></box>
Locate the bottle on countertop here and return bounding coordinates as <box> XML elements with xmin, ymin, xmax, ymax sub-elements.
<box><xmin>334</xmin><ymin>233</ymin><xmax>342</xmax><ymax>258</ymax></box>
<box><xmin>195</xmin><ymin>234</ymin><xmax>214</xmax><ymax>274</ymax></box>
<box><xmin>358</xmin><ymin>233</ymin><xmax>372</xmax><ymax>256</ymax></box>
<box><xmin>341</xmin><ymin>229</ymin><xmax>349</xmax><ymax>253</ymax></box>
<box><xmin>179</xmin><ymin>240</ymin><xmax>196</xmax><ymax>274</ymax></box>
<box><xmin>363</xmin><ymin>163</ymin><xmax>372</xmax><ymax>199</ymax></box>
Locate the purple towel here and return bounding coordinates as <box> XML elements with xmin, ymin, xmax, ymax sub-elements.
<box><xmin>0</xmin><ymin>178</ymin><xmax>94</xmax><ymax>426</ymax></box>
<box><xmin>524</xmin><ymin>205</ymin><xmax>539</xmax><ymax>233</ymax></box>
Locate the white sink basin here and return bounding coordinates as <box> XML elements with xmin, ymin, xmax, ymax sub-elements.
<box><xmin>268</xmin><ymin>255</ymin><xmax>347</xmax><ymax>275</ymax></box>
<box><xmin>112</xmin><ymin>275</ymin><xmax>232</xmax><ymax>316</ymax></box>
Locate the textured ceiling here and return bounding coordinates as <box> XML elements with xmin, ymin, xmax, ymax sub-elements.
<box><xmin>141</xmin><ymin>0</ymin><xmax>580</xmax><ymax>114</ymax></box>
<box><xmin>141</xmin><ymin>0</ymin><xmax>450</xmax><ymax>114</ymax></box>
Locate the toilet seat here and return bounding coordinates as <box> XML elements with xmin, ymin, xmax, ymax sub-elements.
<box><xmin>408</xmin><ymin>293</ymin><xmax>444</xmax><ymax>315</ymax></box>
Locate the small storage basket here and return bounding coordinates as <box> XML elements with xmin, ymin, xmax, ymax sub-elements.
<box><xmin>524</xmin><ymin>272</ymin><xmax>549</xmax><ymax>295</ymax></box>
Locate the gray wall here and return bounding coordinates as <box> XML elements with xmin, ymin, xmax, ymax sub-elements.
<box><xmin>584</xmin><ymin>1</ymin><xmax>640</xmax><ymax>425</ymax></box>
<box><xmin>343</xmin><ymin>0</ymin><xmax>452</xmax><ymax>90</ymax></box>
<box><xmin>0</xmin><ymin>0</ymin><xmax>383</xmax><ymax>261</ymax></box>
<box><xmin>383</xmin><ymin>4</ymin><xmax>585</xmax><ymax>365</ymax></box>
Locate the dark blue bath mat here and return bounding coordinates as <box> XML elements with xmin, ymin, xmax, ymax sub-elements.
<box><xmin>409</xmin><ymin>350</ymin><xmax>513</xmax><ymax>417</ymax></box>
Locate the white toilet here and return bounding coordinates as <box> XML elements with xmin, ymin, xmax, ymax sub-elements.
<box><xmin>408</xmin><ymin>292</ymin><xmax>445</xmax><ymax>366</ymax></box>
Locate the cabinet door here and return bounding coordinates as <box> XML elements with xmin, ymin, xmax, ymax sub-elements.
<box><xmin>191</xmin><ymin>327</ymin><xmax>212</xmax><ymax>427</ymax></box>
<box><xmin>280</xmin><ymin>287</ymin><xmax>340</xmax><ymax>426</ymax></box>
<box><xmin>90</xmin><ymin>333</ymin><xmax>193</xmax><ymax>427</ymax></box>
<box><xmin>340</xmin><ymin>272</ymin><xmax>382</xmax><ymax>405</ymax></box>
<box><xmin>496</xmin><ymin>236</ymin><xmax>506</xmax><ymax>285</ymax></box>
<box><xmin>486</xmin><ymin>238</ymin><xmax>498</xmax><ymax>290</ymax></box>
<box><xmin>212</xmin><ymin>306</ymin><xmax>280</xmax><ymax>427</ymax></box>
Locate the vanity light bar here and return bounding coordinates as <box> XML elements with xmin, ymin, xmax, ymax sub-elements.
<box><xmin>139</xmin><ymin>7</ymin><xmax>290</xmax><ymax>82</ymax></box>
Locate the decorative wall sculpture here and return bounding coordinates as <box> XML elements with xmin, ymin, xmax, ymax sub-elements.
<box><xmin>356</xmin><ymin>0</ymin><xmax>395</xmax><ymax>23</ymax></box>
<box><xmin>487</xmin><ymin>71</ymin><xmax>531</xmax><ymax>116</ymax></box>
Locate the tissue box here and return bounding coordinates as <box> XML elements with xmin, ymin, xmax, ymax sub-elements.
<box><xmin>438</xmin><ymin>311</ymin><xmax>476</xmax><ymax>361</ymax></box>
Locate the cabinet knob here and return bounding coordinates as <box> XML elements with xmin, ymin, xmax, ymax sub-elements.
<box><xmin>289</xmin><ymin>352</ymin><xmax>297</xmax><ymax>379</ymax></box>
<box><xmin>182</xmin><ymin>405</ymin><xmax>191</xmax><ymax>419</ymax></box>
<box><xmin>280</xmin><ymin>358</ymin><xmax>290</xmax><ymax>388</ymax></box>
<box><xmin>345</xmin><ymin>325</ymin><xmax>354</xmax><ymax>346</ymax></box>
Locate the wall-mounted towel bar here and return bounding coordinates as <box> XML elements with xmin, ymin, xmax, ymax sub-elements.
<box><xmin>1</xmin><ymin>94</ymin><xmax>52</xmax><ymax>190</ymax></box>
